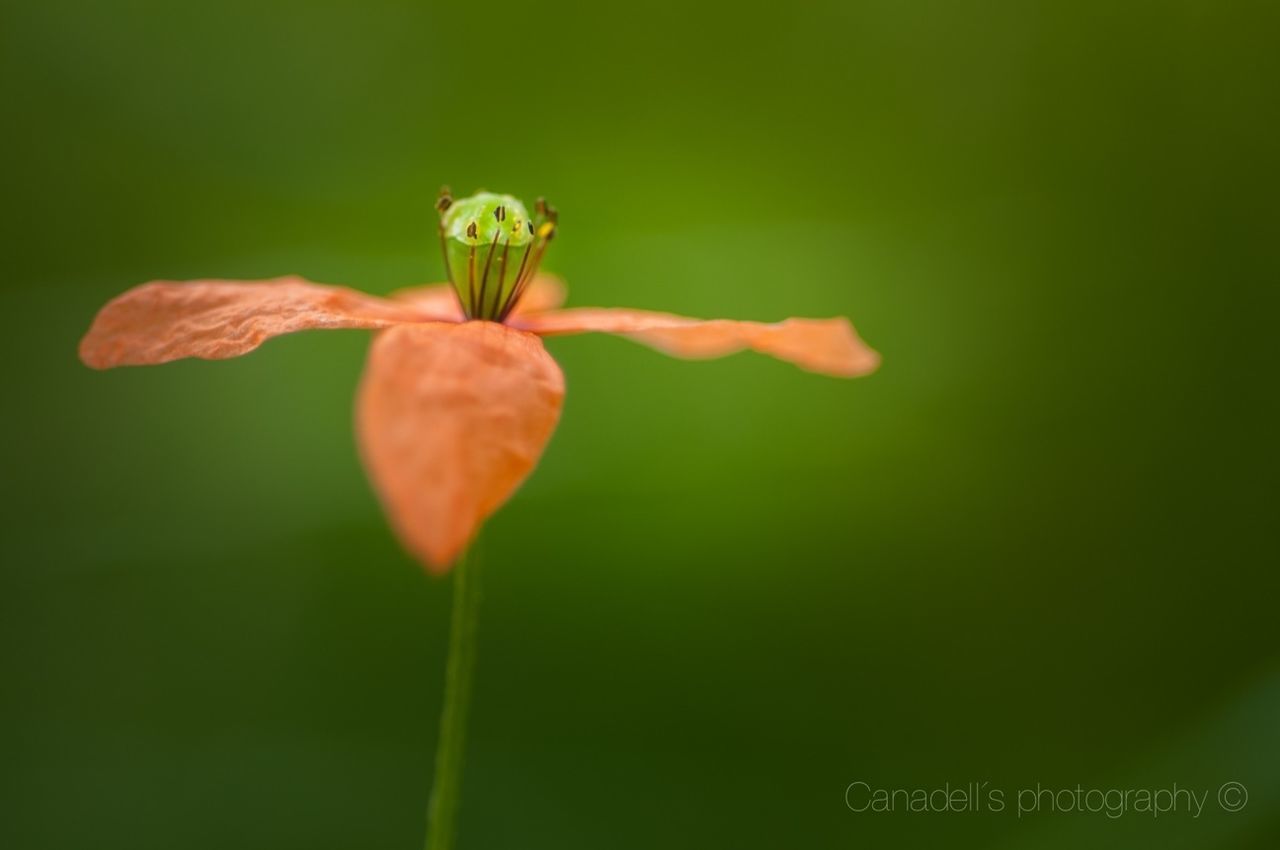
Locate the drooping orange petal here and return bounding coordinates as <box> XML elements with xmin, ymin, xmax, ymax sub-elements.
<box><xmin>513</xmin><ymin>307</ymin><xmax>880</xmax><ymax>377</ymax></box>
<box><xmin>356</xmin><ymin>321</ymin><xmax>565</xmax><ymax>572</ymax></box>
<box><xmin>79</xmin><ymin>276</ymin><xmax>449</xmax><ymax>369</ymax></box>
<box><xmin>389</xmin><ymin>273</ymin><xmax>566</xmax><ymax>319</ymax></box>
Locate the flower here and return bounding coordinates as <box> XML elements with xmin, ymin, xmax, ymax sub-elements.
<box><xmin>79</xmin><ymin>191</ymin><xmax>880</xmax><ymax>572</ymax></box>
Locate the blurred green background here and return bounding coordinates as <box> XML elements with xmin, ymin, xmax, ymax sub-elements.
<box><xmin>2</xmin><ymin>0</ymin><xmax>1277</xmax><ymax>847</ymax></box>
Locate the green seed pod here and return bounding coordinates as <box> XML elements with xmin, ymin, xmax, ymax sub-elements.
<box><xmin>436</xmin><ymin>189</ymin><xmax>557</xmax><ymax>321</ymax></box>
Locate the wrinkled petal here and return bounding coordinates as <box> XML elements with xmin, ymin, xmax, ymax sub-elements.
<box><xmin>79</xmin><ymin>276</ymin><xmax>446</xmax><ymax>369</ymax></box>
<box><xmin>513</xmin><ymin>308</ymin><xmax>880</xmax><ymax>377</ymax></box>
<box><xmin>356</xmin><ymin>322</ymin><xmax>565</xmax><ymax>572</ymax></box>
<box><xmin>389</xmin><ymin>273</ymin><xmax>566</xmax><ymax>319</ymax></box>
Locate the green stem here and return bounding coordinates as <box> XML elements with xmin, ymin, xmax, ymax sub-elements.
<box><xmin>424</xmin><ymin>544</ymin><xmax>483</xmax><ymax>850</ymax></box>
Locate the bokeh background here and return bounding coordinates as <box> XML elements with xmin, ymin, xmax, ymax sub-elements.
<box><xmin>2</xmin><ymin>1</ymin><xmax>1277</xmax><ymax>847</ymax></box>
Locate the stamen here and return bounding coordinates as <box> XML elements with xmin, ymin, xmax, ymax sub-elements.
<box><xmin>438</xmin><ymin>226</ymin><xmax>454</xmax><ymax>303</ymax></box>
<box><xmin>497</xmin><ymin>197</ymin><xmax>557</xmax><ymax>321</ymax></box>
<box><xmin>476</xmin><ymin>230</ymin><xmax>501</xmax><ymax>319</ymax></box>
<box><xmin>436</xmin><ymin>186</ymin><xmax>461</xmax><ymax>313</ymax></box>
<box><xmin>499</xmin><ymin>241</ymin><xmax>548</xmax><ymax>321</ymax></box>
<box><xmin>499</xmin><ymin>275</ymin><xmax>535</xmax><ymax>322</ymax></box>
<box><xmin>496</xmin><ymin>241</ymin><xmax>534</xmax><ymax>320</ymax></box>
<box><xmin>496</xmin><ymin>237</ymin><xmax>512</xmax><ymax>314</ymax></box>
<box><xmin>467</xmin><ymin>242</ymin><xmax>478</xmax><ymax>318</ymax></box>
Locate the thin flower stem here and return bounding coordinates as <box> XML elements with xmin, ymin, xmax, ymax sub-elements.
<box><xmin>424</xmin><ymin>543</ymin><xmax>483</xmax><ymax>850</ymax></box>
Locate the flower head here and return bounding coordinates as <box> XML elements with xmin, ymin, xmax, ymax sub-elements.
<box><xmin>80</xmin><ymin>191</ymin><xmax>879</xmax><ymax>571</ymax></box>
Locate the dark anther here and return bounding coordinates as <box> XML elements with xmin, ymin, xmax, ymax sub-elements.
<box><xmin>436</xmin><ymin>186</ymin><xmax>453</xmax><ymax>214</ymax></box>
<box><xmin>535</xmin><ymin>197</ymin><xmax>547</xmax><ymax>217</ymax></box>
<box><xmin>527</xmin><ymin>220</ymin><xmax>534</xmax><ymax>235</ymax></box>
<box><xmin>494</xmin><ymin>205</ymin><xmax>506</xmax><ymax>222</ymax></box>
<box><xmin>466</xmin><ymin>221</ymin><xmax>478</xmax><ymax>240</ymax></box>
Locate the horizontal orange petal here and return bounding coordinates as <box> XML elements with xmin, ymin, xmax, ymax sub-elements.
<box><xmin>385</xmin><ymin>282</ymin><xmax>464</xmax><ymax>321</ymax></box>
<box><xmin>356</xmin><ymin>321</ymin><xmax>565</xmax><ymax>572</ymax></box>
<box><xmin>506</xmin><ymin>274</ymin><xmax>568</xmax><ymax>316</ymax></box>
<box><xmin>388</xmin><ymin>273</ymin><xmax>566</xmax><ymax>319</ymax></box>
<box><xmin>514</xmin><ymin>307</ymin><xmax>880</xmax><ymax>377</ymax></box>
<box><xmin>79</xmin><ymin>277</ymin><xmax>445</xmax><ymax>369</ymax></box>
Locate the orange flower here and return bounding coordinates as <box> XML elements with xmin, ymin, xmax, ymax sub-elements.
<box><xmin>79</xmin><ymin>195</ymin><xmax>879</xmax><ymax>572</ymax></box>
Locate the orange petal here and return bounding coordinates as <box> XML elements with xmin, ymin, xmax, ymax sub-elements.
<box><xmin>356</xmin><ymin>322</ymin><xmax>565</xmax><ymax>572</ymax></box>
<box><xmin>513</xmin><ymin>308</ymin><xmax>880</xmax><ymax>377</ymax></box>
<box><xmin>386</xmin><ymin>282</ymin><xmax>465</xmax><ymax>321</ymax></box>
<box><xmin>389</xmin><ymin>273</ymin><xmax>566</xmax><ymax>318</ymax></box>
<box><xmin>507</xmin><ymin>274</ymin><xmax>568</xmax><ymax>316</ymax></box>
<box><xmin>79</xmin><ymin>276</ymin><xmax>443</xmax><ymax>369</ymax></box>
